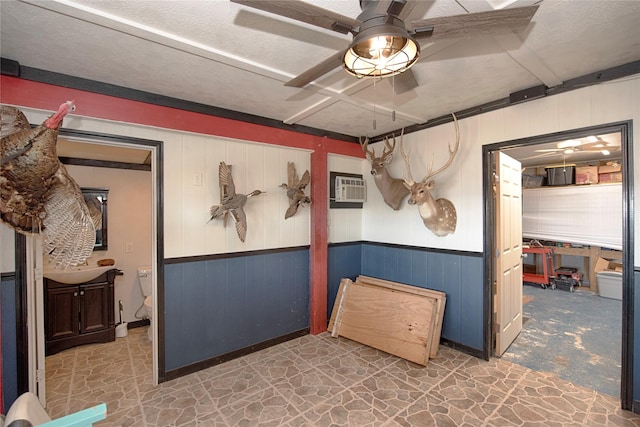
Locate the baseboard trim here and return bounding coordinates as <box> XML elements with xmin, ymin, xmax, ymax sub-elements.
<box><xmin>162</xmin><ymin>328</ymin><xmax>310</xmax><ymax>382</ymax></box>
<box><xmin>127</xmin><ymin>319</ymin><xmax>150</xmax><ymax>329</ymax></box>
<box><xmin>440</xmin><ymin>338</ymin><xmax>485</xmax><ymax>360</ymax></box>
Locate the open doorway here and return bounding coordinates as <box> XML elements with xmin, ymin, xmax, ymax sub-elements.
<box><xmin>482</xmin><ymin>120</ymin><xmax>634</xmax><ymax>410</ymax></box>
<box><xmin>13</xmin><ymin>128</ymin><xmax>164</xmax><ymax>409</ymax></box>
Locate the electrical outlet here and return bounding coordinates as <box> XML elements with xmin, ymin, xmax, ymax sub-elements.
<box><xmin>194</xmin><ymin>172</ymin><xmax>203</xmax><ymax>186</ymax></box>
<box><xmin>125</xmin><ymin>242</ymin><xmax>133</xmax><ymax>253</ymax></box>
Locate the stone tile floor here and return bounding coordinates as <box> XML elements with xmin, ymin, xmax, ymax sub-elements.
<box><xmin>45</xmin><ymin>327</ymin><xmax>640</xmax><ymax>426</ymax></box>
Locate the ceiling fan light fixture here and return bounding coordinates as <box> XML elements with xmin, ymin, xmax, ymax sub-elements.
<box><xmin>343</xmin><ymin>20</ymin><xmax>419</xmax><ymax>78</ymax></box>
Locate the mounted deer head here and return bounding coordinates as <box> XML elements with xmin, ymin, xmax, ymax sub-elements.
<box><xmin>401</xmin><ymin>113</ymin><xmax>460</xmax><ymax>236</ymax></box>
<box><xmin>360</xmin><ymin>132</ymin><xmax>410</xmax><ymax>210</ymax></box>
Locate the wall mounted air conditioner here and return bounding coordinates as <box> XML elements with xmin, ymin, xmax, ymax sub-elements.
<box><xmin>335</xmin><ymin>176</ymin><xmax>367</xmax><ymax>203</ymax></box>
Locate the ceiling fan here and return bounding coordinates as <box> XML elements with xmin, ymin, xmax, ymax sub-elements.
<box><xmin>521</xmin><ymin>136</ymin><xmax>621</xmax><ymax>162</ymax></box>
<box><xmin>231</xmin><ymin>0</ymin><xmax>539</xmax><ymax>94</ymax></box>
<box><xmin>534</xmin><ymin>137</ymin><xmax>621</xmax><ymax>156</ymax></box>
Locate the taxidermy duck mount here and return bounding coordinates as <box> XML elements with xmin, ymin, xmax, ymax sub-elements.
<box><xmin>209</xmin><ymin>161</ymin><xmax>264</xmax><ymax>242</ymax></box>
<box><xmin>1</xmin><ymin>101</ymin><xmax>96</xmax><ymax>268</ymax></box>
<box><xmin>279</xmin><ymin>162</ymin><xmax>310</xmax><ymax>219</ymax></box>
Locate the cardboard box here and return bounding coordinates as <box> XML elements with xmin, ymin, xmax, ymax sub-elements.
<box><xmin>599</xmin><ymin>162</ymin><xmax>622</xmax><ymax>174</ymax></box>
<box><xmin>599</xmin><ymin>172</ymin><xmax>622</xmax><ymax>183</ymax></box>
<box><xmin>595</xmin><ymin>257</ymin><xmax>623</xmax><ymax>274</ymax></box>
<box><xmin>576</xmin><ymin>166</ymin><xmax>599</xmax><ymax>184</ymax></box>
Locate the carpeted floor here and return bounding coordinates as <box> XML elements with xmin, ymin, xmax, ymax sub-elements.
<box><xmin>502</xmin><ymin>284</ymin><xmax>621</xmax><ymax>397</ymax></box>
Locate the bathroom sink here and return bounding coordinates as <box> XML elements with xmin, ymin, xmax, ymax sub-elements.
<box><xmin>43</xmin><ymin>264</ymin><xmax>117</xmax><ymax>284</ymax></box>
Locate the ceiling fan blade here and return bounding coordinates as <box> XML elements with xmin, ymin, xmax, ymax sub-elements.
<box><xmin>285</xmin><ymin>50</ymin><xmax>346</xmax><ymax>88</ymax></box>
<box><xmin>391</xmin><ymin>69</ymin><xmax>419</xmax><ymax>94</ymax></box>
<box><xmin>535</xmin><ymin>148</ymin><xmax>564</xmax><ymax>153</ymax></box>
<box><xmin>408</xmin><ymin>5</ymin><xmax>539</xmax><ymax>40</ymax></box>
<box><xmin>231</xmin><ymin>0</ymin><xmax>359</xmax><ymax>34</ymax></box>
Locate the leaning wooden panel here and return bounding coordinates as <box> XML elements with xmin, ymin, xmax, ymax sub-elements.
<box><xmin>357</xmin><ymin>275</ymin><xmax>446</xmax><ymax>358</ymax></box>
<box><xmin>327</xmin><ymin>278</ymin><xmax>350</xmax><ymax>333</ymax></box>
<box><xmin>332</xmin><ymin>279</ymin><xmax>438</xmax><ymax>366</ymax></box>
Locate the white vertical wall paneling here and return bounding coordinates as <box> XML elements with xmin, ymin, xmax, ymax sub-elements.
<box><xmin>5</xmin><ymin>75</ymin><xmax>639</xmax><ymax>261</ymax></box>
<box><xmin>1</xmin><ymin>223</ymin><xmax>14</xmax><ymax>273</ymax></box>
<box><xmin>276</xmin><ymin>149</ymin><xmax>311</xmax><ymax>247</ymax></box>
<box><xmin>181</xmin><ymin>134</ymin><xmax>209</xmax><ymax>256</ymax></box>
<box><xmin>327</xmin><ymin>154</ymin><xmax>365</xmax><ymax>243</ymax></box>
<box><xmin>164</xmin><ymin>135</ymin><xmax>184</xmax><ymax>258</ymax></box>
<box><xmin>592</xmin><ymin>79</ymin><xmax>634</xmax><ymax>125</ymax></box>
<box><xmin>557</xmin><ymin>89</ymin><xmax>593</xmax><ymax>130</ymax></box>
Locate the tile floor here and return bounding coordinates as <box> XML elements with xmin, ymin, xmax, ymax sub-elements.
<box><xmin>45</xmin><ymin>327</ymin><xmax>640</xmax><ymax>426</ymax></box>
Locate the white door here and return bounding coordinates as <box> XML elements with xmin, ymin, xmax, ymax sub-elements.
<box><xmin>495</xmin><ymin>151</ymin><xmax>523</xmax><ymax>356</ymax></box>
<box><xmin>26</xmin><ymin>235</ymin><xmax>46</xmax><ymax>406</ymax></box>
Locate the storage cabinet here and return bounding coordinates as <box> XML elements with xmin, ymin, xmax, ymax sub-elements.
<box><xmin>45</xmin><ymin>269</ymin><xmax>118</xmax><ymax>355</ymax></box>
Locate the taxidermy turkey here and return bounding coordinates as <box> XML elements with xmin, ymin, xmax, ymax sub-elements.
<box><xmin>1</xmin><ymin>101</ymin><xmax>96</xmax><ymax>269</ymax></box>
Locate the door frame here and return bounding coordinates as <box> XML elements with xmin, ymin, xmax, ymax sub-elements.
<box><xmin>13</xmin><ymin>127</ymin><xmax>166</xmax><ymax>397</ymax></box>
<box><xmin>482</xmin><ymin>120</ymin><xmax>634</xmax><ymax>410</ymax></box>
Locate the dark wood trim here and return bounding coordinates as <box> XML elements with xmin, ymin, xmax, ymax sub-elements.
<box><xmin>361</xmin><ymin>240</ymin><xmax>483</xmax><ymax>258</ymax></box>
<box><xmin>482</xmin><ymin>120</ymin><xmax>634</xmax><ymax>410</ymax></box>
<box><xmin>127</xmin><ymin>319</ymin><xmax>150</xmax><ymax>329</ymax></box>
<box><xmin>0</xmin><ymin>273</ymin><xmax>16</xmax><ymax>281</ymax></box>
<box><xmin>60</xmin><ymin>157</ymin><xmax>151</xmax><ymax>171</ymax></box>
<box><xmin>14</xmin><ymin>233</ymin><xmax>28</xmax><ymax>395</ymax></box>
<box><xmin>620</xmin><ymin>120</ymin><xmax>634</xmax><ymax>410</ymax></box>
<box><xmin>154</xmin><ymin>141</ymin><xmax>167</xmax><ymax>384</ymax></box>
<box><xmin>482</xmin><ymin>146</ymin><xmax>495</xmax><ymax>362</ymax></box>
<box><xmin>163</xmin><ymin>245</ymin><xmax>311</xmax><ymax>265</ymax></box>
<box><xmin>162</xmin><ymin>328</ymin><xmax>309</xmax><ymax>382</ymax></box>
<box><xmin>440</xmin><ymin>338</ymin><xmax>484</xmax><ymax>360</ymax></box>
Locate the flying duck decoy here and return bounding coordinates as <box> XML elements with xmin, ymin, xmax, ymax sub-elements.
<box><xmin>209</xmin><ymin>161</ymin><xmax>264</xmax><ymax>242</ymax></box>
<box><xmin>1</xmin><ymin>101</ymin><xmax>96</xmax><ymax>268</ymax></box>
<box><xmin>279</xmin><ymin>162</ymin><xmax>310</xmax><ymax>219</ymax></box>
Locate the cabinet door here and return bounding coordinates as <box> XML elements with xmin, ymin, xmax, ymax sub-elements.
<box><xmin>46</xmin><ymin>285</ymin><xmax>79</xmax><ymax>340</ymax></box>
<box><xmin>80</xmin><ymin>283</ymin><xmax>110</xmax><ymax>334</ymax></box>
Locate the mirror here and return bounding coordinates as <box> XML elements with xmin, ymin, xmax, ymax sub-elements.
<box><xmin>82</xmin><ymin>188</ymin><xmax>109</xmax><ymax>251</ymax></box>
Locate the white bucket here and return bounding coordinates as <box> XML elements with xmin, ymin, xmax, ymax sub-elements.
<box><xmin>116</xmin><ymin>322</ymin><xmax>128</xmax><ymax>338</ymax></box>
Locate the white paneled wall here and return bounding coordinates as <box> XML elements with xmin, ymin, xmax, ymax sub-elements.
<box><xmin>4</xmin><ymin>74</ymin><xmax>639</xmax><ymax>262</ymax></box>
<box><xmin>1</xmin><ymin>223</ymin><xmax>14</xmax><ymax>273</ymax></box>
<box><xmin>10</xmin><ymin>106</ymin><xmax>312</xmax><ymax>260</ymax></box>
<box><xmin>328</xmin><ymin>154</ymin><xmax>365</xmax><ymax>243</ymax></box>
<box><xmin>362</xmin><ymin>75</ymin><xmax>640</xmax><ymax>259</ymax></box>
<box><xmin>165</xmin><ymin>132</ymin><xmax>312</xmax><ymax>257</ymax></box>
<box><xmin>362</xmin><ymin>117</ymin><xmax>482</xmax><ymax>251</ymax></box>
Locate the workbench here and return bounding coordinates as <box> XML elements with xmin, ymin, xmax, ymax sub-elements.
<box><xmin>550</xmin><ymin>245</ymin><xmax>622</xmax><ymax>292</ymax></box>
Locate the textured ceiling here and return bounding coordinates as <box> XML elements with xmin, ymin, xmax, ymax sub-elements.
<box><xmin>1</xmin><ymin>0</ymin><xmax>639</xmax><ymax>166</ymax></box>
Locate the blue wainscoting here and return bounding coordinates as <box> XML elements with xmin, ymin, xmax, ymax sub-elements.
<box><xmin>327</xmin><ymin>243</ymin><xmax>362</xmax><ymax>318</ymax></box>
<box><xmin>1</xmin><ymin>274</ymin><xmax>18</xmax><ymax>409</ymax></box>
<box><xmin>360</xmin><ymin>242</ymin><xmax>484</xmax><ymax>351</ymax></box>
<box><xmin>164</xmin><ymin>248</ymin><xmax>310</xmax><ymax>371</ymax></box>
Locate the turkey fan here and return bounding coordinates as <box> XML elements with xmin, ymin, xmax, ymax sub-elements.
<box><xmin>1</xmin><ymin>102</ymin><xmax>96</xmax><ymax>269</ymax></box>
<box><xmin>231</xmin><ymin>0</ymin><xmax>539</xmax><ymax>94</ymax></box>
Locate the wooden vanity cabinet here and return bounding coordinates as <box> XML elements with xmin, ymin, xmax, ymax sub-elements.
<box><xmin>44</xmin><ymin>269</ymin><xmax>118</xmax><ymax>355</ymax></box>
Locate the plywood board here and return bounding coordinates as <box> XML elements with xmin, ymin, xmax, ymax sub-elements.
<box><xmin>331</xmin><ymin>279</ymin><xmax>438</xmax><ymax>366</ymax></box>
<box><xmin>357</xmin><ymin>275</ymin><xmax>446</xmax><ymax>358</ymax></box>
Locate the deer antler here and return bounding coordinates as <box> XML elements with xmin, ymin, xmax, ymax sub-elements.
<box><xmin>398</xmin><ymin>129</ymin><xmax>415</xmax><ymax>185</ymax></box>
<box><xmin>422</xmin><ymin>113</ymin><xmax>460</xmax><ymax>182</ymax></box>
<box><xmin>381</xmin><ymin>135</ymin><xmax>396</xmax><ymax>161</ymax></box>
<box><xmin>359</xmin><ymin>136</ymin><xmax>375</xmax><ymax>159</ymax></box>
